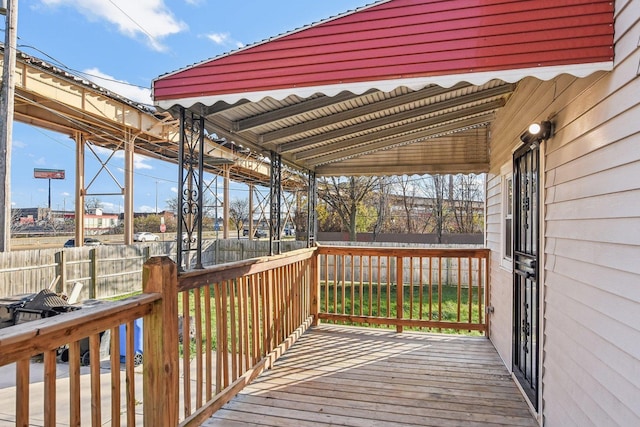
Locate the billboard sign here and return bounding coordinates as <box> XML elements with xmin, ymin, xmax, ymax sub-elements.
<box><xmin>34</xmin><ymin>168</ymin><xmax>65</xmax><ymax>179</ymax></box>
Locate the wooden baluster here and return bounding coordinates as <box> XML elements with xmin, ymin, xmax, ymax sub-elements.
<box><xmin>44</xmin><ymin>349</ymin><xmax>57</xmax><ymax>427</ymax></box>
<box><xmin>468</xmin><ymin>257</ymin><xmax>473</xmax><ymax>326</ymax></box>
<box><xmin>457</xmin><ymin>257</ymin><xmax>462</xmax><ymax>323</ymax></box>
<box><xmin>242</xmin><ymin>276</ymin><xmax>251</xmax><ymax>374</ymax></box>
<box><xmin>182</xmin><ymin>294</ymin><xmax>191</xmax><ymax>416</ymax></box>
<box><xmin>396</xmin><ymin>257</ymin><xmax>403</xmax><ymax>333</ymax></box>
<box><xmin>409</xmin><ymin>257</ymin><xmax>414</xmax><ymax>320</ymax></box>
<box><xmin>89</xmin><ymin>333</ymin><xmax>102</xmax><ymax>427</ymax></box>
<box><xmin>16</xmin><ymin>358</ymin><xmax>29</xmax><ymax>427</ymax></box>
<box><xmin>428</xmin><ymin>257</ymin><xmax>433</xmax><ymax>328</ymax></box>
<box><xmin>438</xmin><ymin>257</ymin><xmax>443</xmax><ymax>324</ymax></box>
<box><xmin>368</xmin><ymin>256</ymin><xmax>373</xmax><ymax>316</ymax></box>
<box><xmin>194</xmin><ymin>287</ymin><xmax>203</xmax><ymax>409</ymax></box>
<box><xmin>110</xmin><ymin>327</ymin><xmax>121</xmax><ymax>427</ymax></box>
<box><xmin>69</xmin><ymin>340</ymin><xmax>81</xmax><ymax>426</ymax></box>
<box><xmin>214</xmin><ymin>282</ymin><xmax>223</xmax><ymax>394</ymax></box>
<box><xmin>377</xmin><ymin>256</ymin><xmax>381</xmax><ymax>317</ymax></box>
<box><xmin>204</xmin><ymin>285</ymin><xmax>213</xmax><ymax>401</ymax></box>
<box><xmin>419</xmin><ymin>257</ymin><xmax>424</xmax><ymax>323</ymax></box>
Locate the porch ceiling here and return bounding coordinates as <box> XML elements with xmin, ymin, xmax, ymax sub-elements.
<box><xmin>153</xmin><ymin>0</ymin><xmax>614</xmax><ymax>177</ymax></box>
<box><xmin>162</xmin><ymin>80</ymin><xmax>512</xmax><ymax>176</ymax></box>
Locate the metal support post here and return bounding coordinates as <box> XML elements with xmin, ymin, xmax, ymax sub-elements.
<box><xmin>307</xmin><ymin>171</ymin><xmax>317</xmax><ymax>246</ymax></box>
<box><xmin>269</xmin><ymin>151</ymin><xmax>282</xmax><ymax>255</ymax></box>
<box><xmin>177</xmin><ymin>108</ymin><xmax>205</xmax><ymax>270</ymax></box>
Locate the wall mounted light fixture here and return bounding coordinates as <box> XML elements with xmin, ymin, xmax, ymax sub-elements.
<box><xmin>520</xmin><ymin>121</ymin><xmax>553</xmax><ymax>144</ymax></box>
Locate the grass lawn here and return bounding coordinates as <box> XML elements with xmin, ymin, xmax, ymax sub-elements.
<box><xmin>320</xmin><ymin>282</ymin><xmax>484</xmax><ymax>335</ymax></box>
<box><xmin>159</xmin><ymin>279</ymin><xmax>486</xmax><ymax>359</ymax></box>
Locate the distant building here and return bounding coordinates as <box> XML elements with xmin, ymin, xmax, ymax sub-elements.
<box><xmin>81</xmin><ymin>209</ymin><xmax>119</xmax><ymax>235</ymax></box>
<box><xmin>12</xmin><ymin>207</ymin><xmax>120</xmax><ymax>235</ymax></box>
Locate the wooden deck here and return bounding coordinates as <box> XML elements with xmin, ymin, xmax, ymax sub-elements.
<box><xmin>203</xmin><ymin>325</ymin><xmax>537</xmax><ymax>426</ymax></box>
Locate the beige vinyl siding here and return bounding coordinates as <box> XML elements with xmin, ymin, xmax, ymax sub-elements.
<box><xmin>485</xmin><ymin>171</ymin><xmax>513</xmax><ymax>367</ymax></box>
<box><xmin>540</xmin><ymin>0</ymin><xmax>640</xmax><ymax>423</ymax></box>
<box><xmin>486</xmin><ymin>0</ymin><xmax>640</xmax><ymax>424</ymax></box>
<box><xmin>486</xmin><ymin>0</ymin><xmax>640</xmax><ymax>422</ymax></box>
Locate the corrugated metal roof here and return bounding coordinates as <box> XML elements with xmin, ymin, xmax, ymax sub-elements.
<box><xmin>154</xmin><ymin>0</ymin><xmax>613</xmax><ymax>104</ymax></box>
<box><xmin>152</xmin><ymin>0</ymin><xmax>614</xmax><ymax>176</ymax></box>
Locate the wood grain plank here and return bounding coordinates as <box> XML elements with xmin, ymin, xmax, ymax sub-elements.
<box><xmin>43</xmin><ymin>349</ymin><xmax>56</xmax><ymax>427</ymax></box>
<box><xmin>204</xmin><ymin>325</ymin><xmax>537</xmax><ymax>426</ymax></box>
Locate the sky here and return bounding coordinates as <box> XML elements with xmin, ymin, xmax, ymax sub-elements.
<box><xmin>4</xmin><ymin>0</ymin><xmax>370</xmax><ymax>213</ymax></box>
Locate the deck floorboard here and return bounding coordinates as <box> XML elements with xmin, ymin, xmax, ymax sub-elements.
<box><xmin>203</xmin><ymin>325</ymin><xmax>537</xmax><ymax>426</ymax></box>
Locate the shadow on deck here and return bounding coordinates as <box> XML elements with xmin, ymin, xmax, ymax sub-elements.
<box><xmin>203</xmin><ymin>325</ymin><xmax>537</xmax><ymax>426</ymax></box>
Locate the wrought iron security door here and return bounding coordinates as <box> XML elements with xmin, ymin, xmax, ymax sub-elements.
<box><xmin>512</xmin><ymin>142</ymin><xmax>540</xmax><ymax>409</ymax></box>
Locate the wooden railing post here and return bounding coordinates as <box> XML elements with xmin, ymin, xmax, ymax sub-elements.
<box><xmin>143</xmin><ymin>256</ymin><xmax>179</xmax><ymax>427</ymax></box>
<box><xmin>396</xmin><ymin>256</ymin><xmax>403</xmax><ymax>333</ymax></box>
<box><xmin>90</xmin><ymin>248</ymin><xmax>97</xmax><ymax>299</ymax></box>
<box><xmin>310</xmin><ymin>251</ymin><xmax>320</xmax><ymax>326</ymax></box>
<box><xmin>57</xmin><ymin>250</ymin><xmax>66</xmax><ymax>294</ymax></box>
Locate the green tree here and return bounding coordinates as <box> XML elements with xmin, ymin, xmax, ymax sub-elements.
<box><xmin>134</xmin><ymin>215</ymin><xmax>161</xmax><ymax>233</ymax></box>
<box><xmin>318</xmin><ymin>176</ymin><xmax>378</xmax><ymax>241</ymax></box>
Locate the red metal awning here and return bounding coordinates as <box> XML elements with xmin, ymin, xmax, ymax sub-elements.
<box><xmin>152</xmin><ymin>0</ymin><xmax>614</xmax><ymax>176</ymax></box>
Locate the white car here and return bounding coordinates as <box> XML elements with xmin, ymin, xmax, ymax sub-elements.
<box><xmin>133</xmin><ymin>232</ymin><xmax>159</xmax><ymax>242</ymax></box>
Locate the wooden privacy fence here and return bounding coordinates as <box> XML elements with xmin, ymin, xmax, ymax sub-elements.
<box><xmin>0</xmin><ymin>240</ymin><xmax>307</xmax><ymax>300</ymax></box>
<box><xmin>315</xmin><ymin>245</ymin><xmax>490</xmax><ymax>333</ymax></box>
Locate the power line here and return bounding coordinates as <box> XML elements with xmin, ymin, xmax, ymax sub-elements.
<box><xmin>107</xmin><ymin>0</ymin><xmax>159</xmax><ymax>47</ymax></box>
<box><xmin>15</xmin><ymin>44</ymin><xmax>152</xmax><ymax>93</ymax></box>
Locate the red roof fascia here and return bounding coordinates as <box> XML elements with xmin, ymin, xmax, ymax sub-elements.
<box><xmin>154</xmin><ymin>0</ymin><xmax>614</xmax><ymax>101</ymax></box>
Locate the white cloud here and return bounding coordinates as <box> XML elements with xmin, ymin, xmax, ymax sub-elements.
<box><xmin>134</xmin><ymin>155</ymin><xmax>154</xmax><ymax>171</ymax></box>
<box><xmin>13</xmin><ymin>140</ymin><xmax>27</xmax><ymax>149</ymax></box>
<box><xmin>207</xmin><ymin>32</ymin><xmax>229</xmax><ymax>45</ymax></box>
<box><xmin>206</xmin><ymin>32</ymin><xmax>244</xmax><ymax>49</ymax></box>
<box><xmin>82</xmin><ymin>67</ymin><xmax>151</xmax><ymax>105</ymax></box>
<box><xmin>39</xmin><ymin>0</ymin><xmax>187</xmax><ymax>51</ymax></box>
<box><xmin>171</xmin><ymin>187</ymin><xmax>178</xmax><ymax>193</ymax></box>
<box><xmin>100</xmin><ymin>201</ymin><xmax>120</xmax><ymax>213</ymax></box>
<box><xmin>138</xmin><ymin>205</ymin><xmax>155</xmax><ymax>213</ymax></box>
<box><xmin>34</xmin><ymin>157</ymin><xmax>46</xmax><ymax>165</ymax></box>
<box><xmin>92</xmin><ymin>145</ymin><xmax>154</xmax><ymax>171</ymax></box>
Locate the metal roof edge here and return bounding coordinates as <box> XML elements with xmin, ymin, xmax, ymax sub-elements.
<box><xmin>154</xmin><ymin>62</ymin><xmax>613</xmax><ymax>110</ymax></box>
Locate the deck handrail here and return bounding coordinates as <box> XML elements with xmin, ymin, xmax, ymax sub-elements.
<box><xmin>173</xmin><ymin>247</ymin><xmax>317</xmax><ymax>426</ymax></box>
<box><xmin>0</xmin><ymin>294</ymin><xmax>159</xmax><ymax>365</ymax></box>
<box><xmin>315</xmin><ymin>245</ymin><xmax>490</xmax><ymax>334</ymax></box>
<box><xmin>0</xmin><ymin>292</ymin><xmax>160</xmax><ymax>426</ymax></box>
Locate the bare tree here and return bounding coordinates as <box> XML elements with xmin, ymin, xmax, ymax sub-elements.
<box><xmin>228</xmin><ymin>198</ymin><xmax>249</xmax><ymax>239</ymax></box>
<box><xmin>450</xmin><ymin>174</ymin><xmax>484</xmax><ymax>233</ymax></box>
<box><xmin>372</xmin><ymin>177</ymin><xmax>391</xmax><ymax>241</ymax></box>
<box><xmin>318</xmin><ymin>176</ymin><xmax>378</xmax><ymax>241</ymax></box>
<box><xmin>418</xmin><ymin>174</ymin><xmax>449</xmax><ymax>243</ymax></box>
<box><xmin>394</xmin><ymin>176</ymin><xmax>421</xmax><ymax>234</ymax></box>
<box><xmin>84</xmin><ymin>197</ymin><xmax>102</xmax><ymax>212</ymax></box>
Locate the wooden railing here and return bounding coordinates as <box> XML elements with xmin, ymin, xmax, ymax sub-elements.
<box><xmin>0</xmin><ymin>293</ymin><xmax>160</xmax><ymax>425</ymax></box>
<box><xmin>315</xmin><ymin>245</ymin><xmax>490</xmax><ymax>334</ymax></box>
<box><xmin>174</xmin><ymin>247</ymin><xmax>316</xmax><ymax>426</ymax></box>
<box><xmin>0</xmin><ymin>245</ymin><xmax>489</xmax><ymax>426</ymax></box>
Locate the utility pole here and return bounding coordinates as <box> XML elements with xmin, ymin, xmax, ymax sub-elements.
<box><xmin>0</xmin><ymin>0</ymin><xmax>17</xmax><ymax>252</ymax></box>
